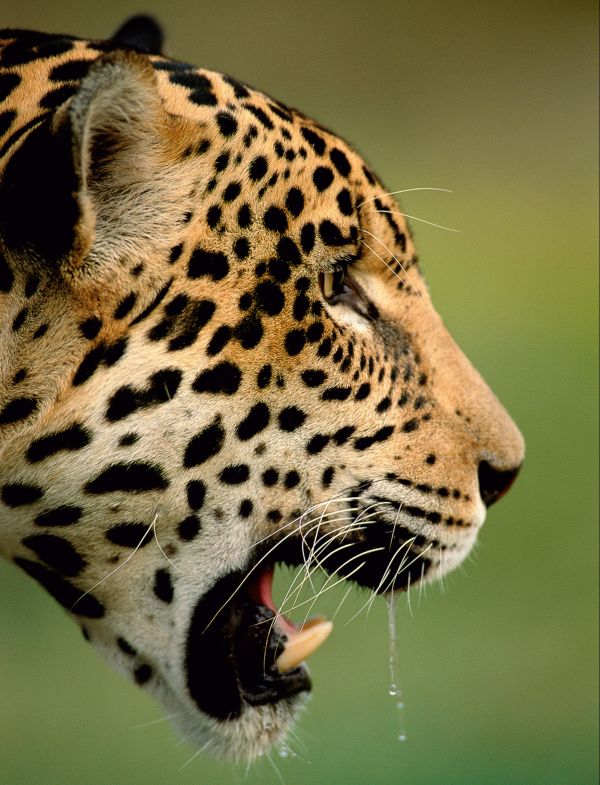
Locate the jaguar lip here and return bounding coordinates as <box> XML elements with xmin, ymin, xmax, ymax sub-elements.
<box><xmin>185</xmin><ymin>561</ymin><xmax>328</xmax><ymax>721</ymax></box>
<box><xmin>185</xmin><ymin>517</ymin><xmax>433</xmax><ymax>721</ymax></box>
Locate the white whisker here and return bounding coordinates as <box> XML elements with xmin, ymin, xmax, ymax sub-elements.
<box><xmin>357</xmin><ymin>187</ymin><xmax>453</xmax><ymax>208</ymax></box>
<box><xmin>375</xmin><ymin>208</ymin><xmax>460</xmax><ymax>233</ymax></box>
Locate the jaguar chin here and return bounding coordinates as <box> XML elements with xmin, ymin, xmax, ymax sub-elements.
<box><xmin>0</xmin><ymin>15</ymin><xmax>523</xmax><ymax>761</ymax></box>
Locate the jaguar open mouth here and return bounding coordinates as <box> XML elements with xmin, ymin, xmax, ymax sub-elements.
<box><xmin>185</xmin><ymin>518</ymin><xmax>434</xmax><ymax>721</ymax></box>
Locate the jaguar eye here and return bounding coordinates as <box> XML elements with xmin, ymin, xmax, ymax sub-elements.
<box><xmin>320</xmin><ymin>268</ymin><xmax>346</xmax><ymax>301</ymax></box>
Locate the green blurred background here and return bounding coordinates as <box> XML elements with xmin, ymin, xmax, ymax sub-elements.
<box><xmin>1</xmin><ymin>1</ymin><xmax>597</xmax><ymax>783</ymax></box>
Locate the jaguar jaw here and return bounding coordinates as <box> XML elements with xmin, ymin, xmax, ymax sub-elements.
<box><xmin>184</xmin><ymin>516</ymin><xmax>434</xmax><ymax>724</ymax></box>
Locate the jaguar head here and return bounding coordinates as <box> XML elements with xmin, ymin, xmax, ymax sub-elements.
<box><xmin>0</xmin><ymin>20</ymin><xmax>523</xmax><ymax>760</ymax></box>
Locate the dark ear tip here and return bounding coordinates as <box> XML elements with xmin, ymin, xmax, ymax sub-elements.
<box><xmin>110</xmin><ymin>15</ymin><xmax>164</xmax><ymax>55</ymax></box>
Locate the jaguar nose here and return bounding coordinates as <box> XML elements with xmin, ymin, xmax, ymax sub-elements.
<box><xmin>477</xmin><ymin>460</ymin><xmax>522</xmax><ymax>507</ymax></box>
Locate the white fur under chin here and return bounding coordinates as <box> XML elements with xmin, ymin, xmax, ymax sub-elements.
<box><xmin>167</xmin><ymin>691</ymin><xmax>310</xmax><ymax>762</ymax></box>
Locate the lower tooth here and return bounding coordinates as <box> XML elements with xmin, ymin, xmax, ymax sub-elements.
<box><xmin>275</xmin><ymin>619</ymin><xmax>333</xmax><ymax>673</ymax></box>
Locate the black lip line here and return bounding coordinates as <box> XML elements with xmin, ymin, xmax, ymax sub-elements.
<box><xmin>184</xmin><ymin>566</ymin><xmax>310</xmax><ymax>721</ymax></box>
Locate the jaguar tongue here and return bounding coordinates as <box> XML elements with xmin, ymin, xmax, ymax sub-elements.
<box><xmin>248</xmin><ymin>564</ymin><xmax>333</xmax><ymax>673</ymax></box>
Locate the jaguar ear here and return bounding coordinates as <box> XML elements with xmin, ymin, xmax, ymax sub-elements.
<box><xmin>0</xmin><ymin>50</ymin><xmax>194</xmax><ymax>271</ymax></box>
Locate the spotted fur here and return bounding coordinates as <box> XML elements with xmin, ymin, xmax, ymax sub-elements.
<box><xmin>0</xmin><ymin>18</ymin><xmax>523</xmax><ymax>760</ymax></box>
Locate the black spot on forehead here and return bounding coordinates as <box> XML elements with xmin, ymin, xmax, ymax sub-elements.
<box><xmin>301</xmin><ymin>127</ymin><xmax>326</xmax><ymax>155</ymax></box>
<box><xmin>0</xmin><ymin>72</ymin><xmax>21</xmax><ymax>102</ymax></box>
<box><xmin>216</xmin><ymin>111</ymin><xmax>238</xmax><ymax>137</ymax></box>
<box><xmin>0</xmin><ymin>36</ymin><xmax>74</xmax><ymax>68</ymax></box>
<box><xmin>330</xmin><ymin>148</ymin><xmax>351</xmax><ymax>176</ymax></box>
<box><xmin>313</xmin><ymin>166</ymin><xmax>334</xmax><ymax>192</ymax></box>
<box><xmin>244</xmin><ymin>103</ymin><xmax>274</xmax><ymax>129</ymax></box>
<box><xmin>49</xmin><ymin>58</ymin><xmax>91</xmax><ymax>82</ymax></box>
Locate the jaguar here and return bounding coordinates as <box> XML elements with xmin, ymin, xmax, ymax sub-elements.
<box><xmin>0</xmin><ymin>15</ymin><xmax>524</xmax><ymax>761</ymax></box>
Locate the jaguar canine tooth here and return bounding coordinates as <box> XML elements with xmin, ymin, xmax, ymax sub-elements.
<box><xmin>275</xmin><ymin>619</ymin><xmax>333</xmax><ymax>673</ymax></box>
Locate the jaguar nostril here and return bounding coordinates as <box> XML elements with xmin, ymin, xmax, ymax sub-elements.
<box><xmin>477</xmin><ymin>461</ymin><xmax>521</xmax><ymax>507</ymax></box>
